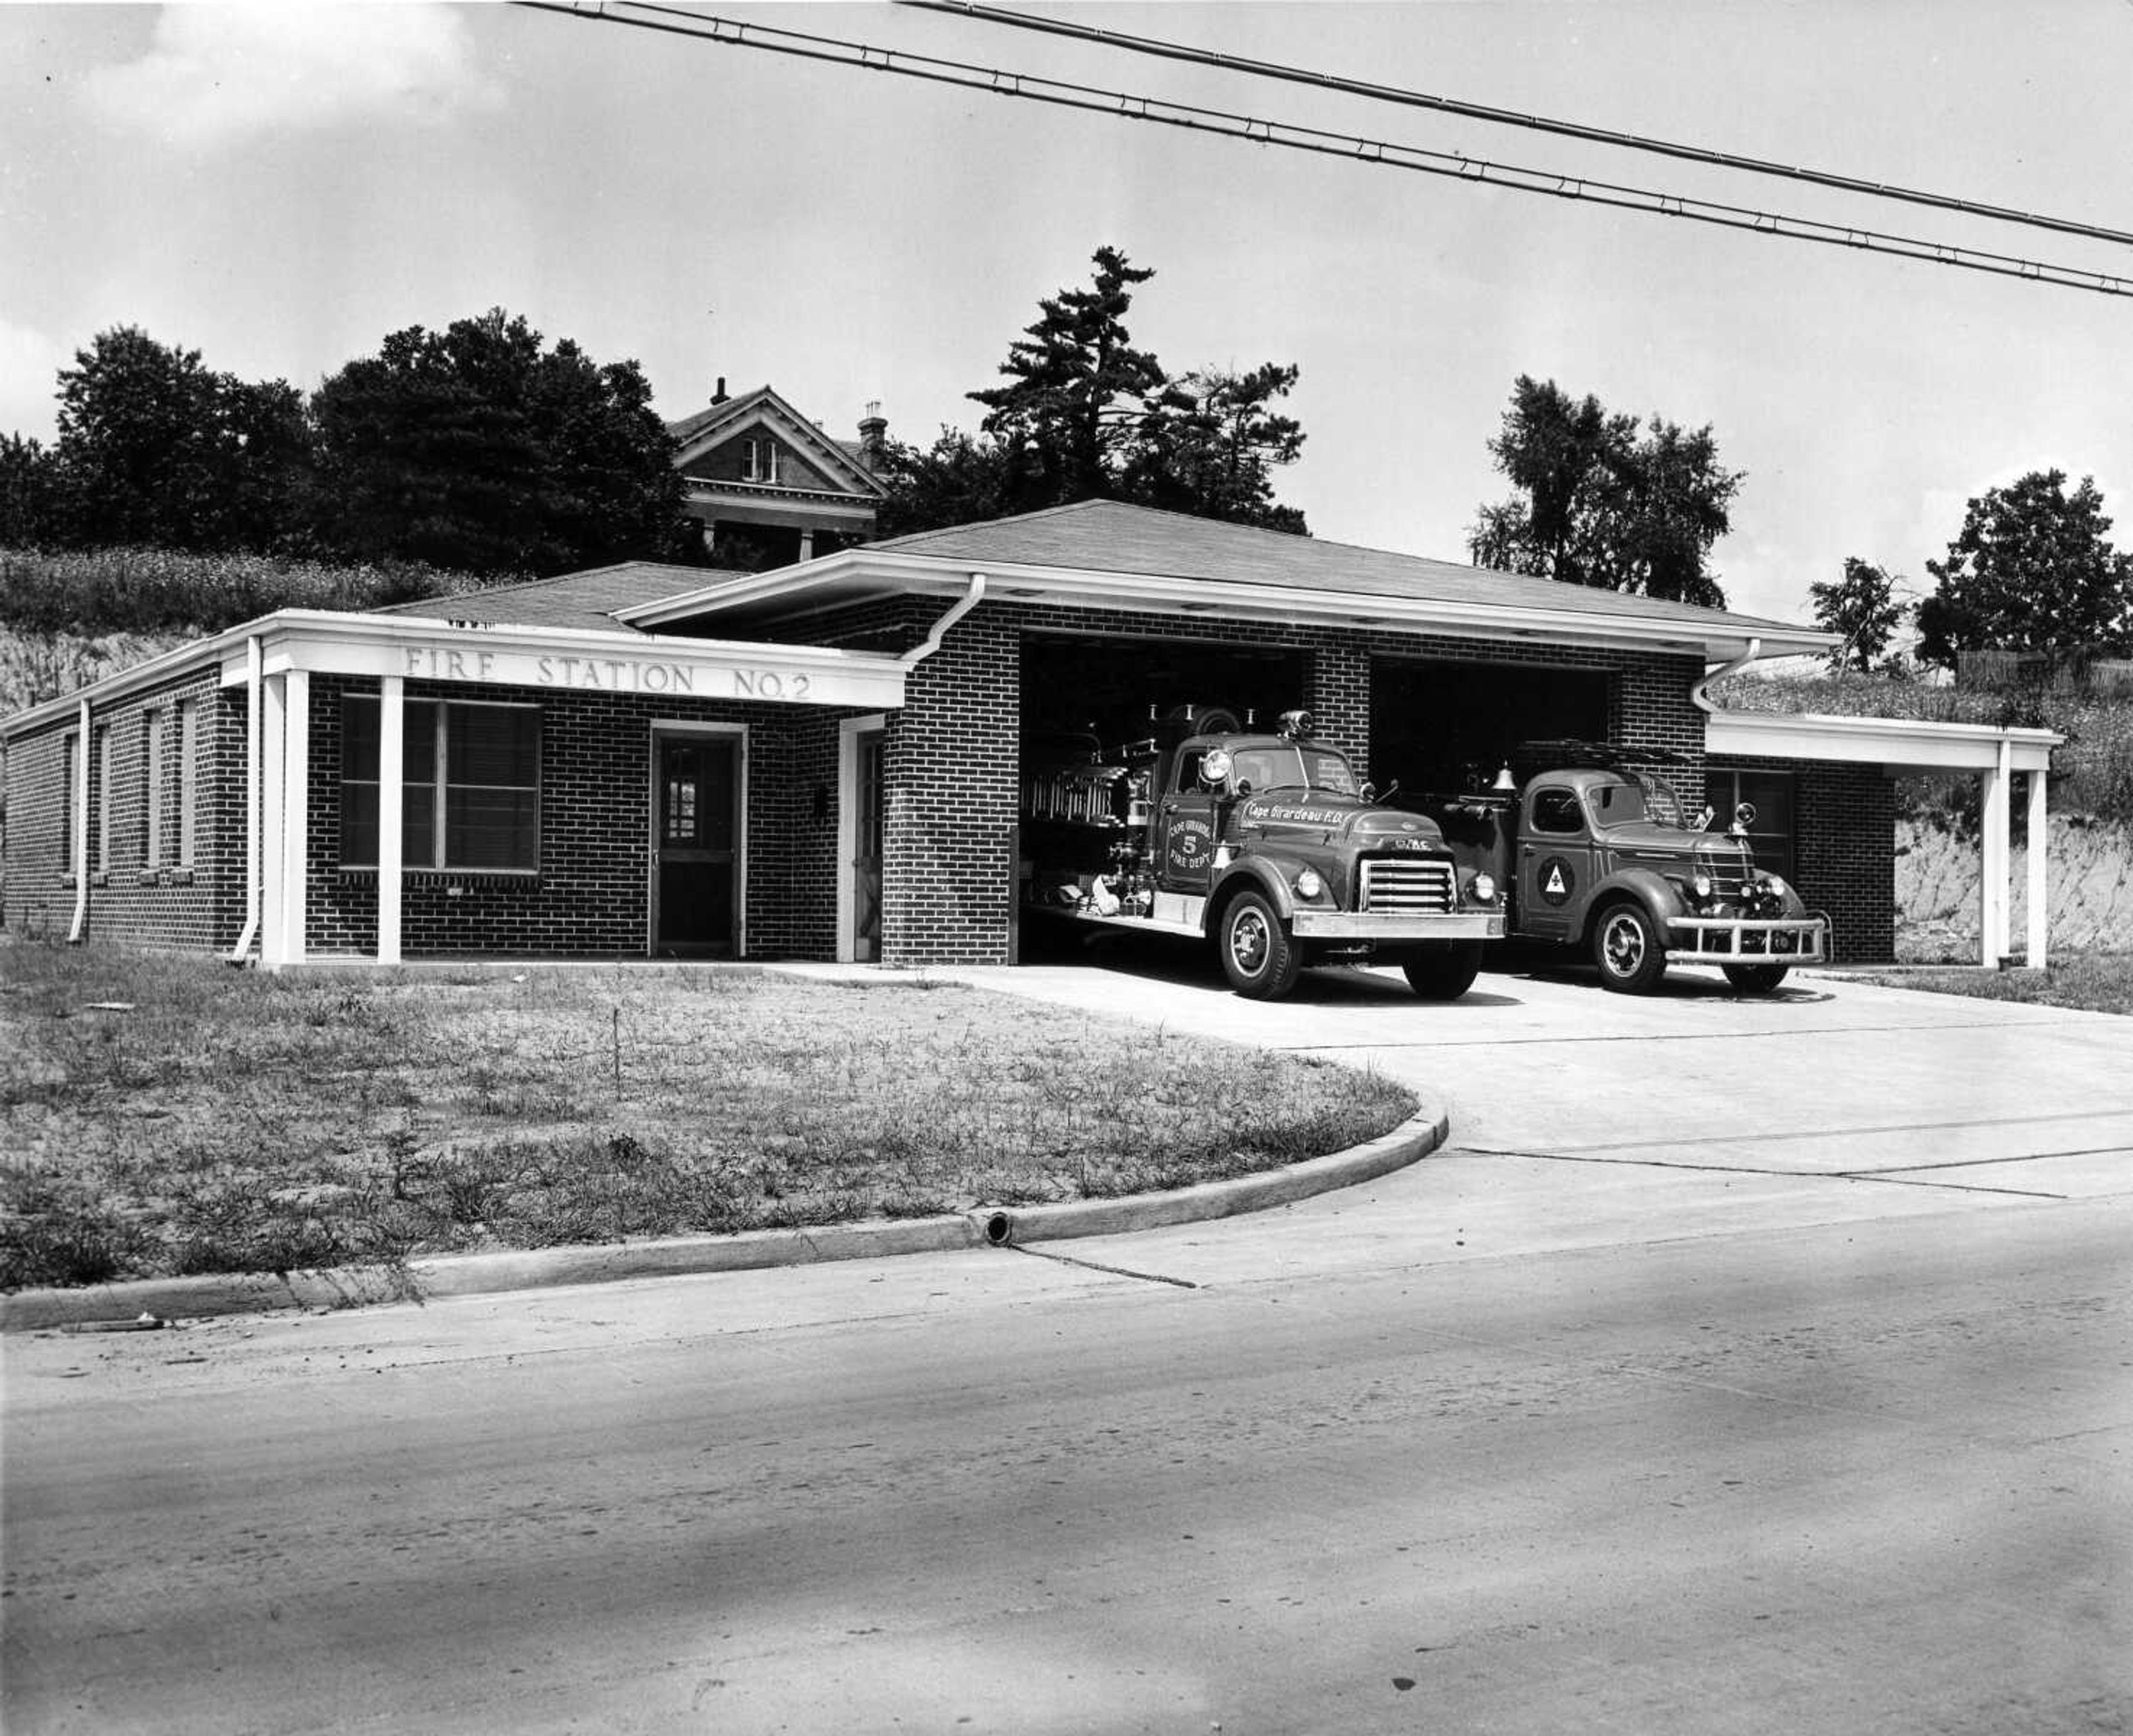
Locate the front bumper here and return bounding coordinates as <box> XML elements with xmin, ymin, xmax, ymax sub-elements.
<box><xmin>1291</xmin><ymin>911</ymin><xmax>1506</xmax><ymax>941</ymax></box>
<box><xmin>1664</xmin><ymin>915</ymin><xmax>1829</xmax><ymax>966</ymax></box>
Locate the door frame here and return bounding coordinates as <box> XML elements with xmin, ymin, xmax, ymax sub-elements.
<box><xmin>647</xmin><ymin>720</ymin><xmax>749</xmax><ymax>958</ymax></box>
<box><xmin>836</xmin><ymin>713</ymin><xmax>888</xmax><ymax>964</ymax></box>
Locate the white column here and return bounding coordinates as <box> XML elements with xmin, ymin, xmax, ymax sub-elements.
<box><xmin>1979</xmin><ymin>750</ymin><xmax>2010</xmax><ymax>967</ymax></box>
<box><xmin>2025</xmin><ymin>766</ymin><xmax>2049</xmax><ymax>968</ymax></box>
<box><xmin>259</xmin><ymin>674</ymin><xmax>288</xmax><ymax>966</ymax></box>
<box><xmin>278</xmin><ymin>669</ymin><xmax>311</xmax><ymax>969</ymax></box>
<box><xmin>377</xmin><ymin>675</ymin><xmax>403</xmax><ymax>965</ymax></box>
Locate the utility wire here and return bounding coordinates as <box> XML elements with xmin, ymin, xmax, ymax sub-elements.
<box><xmin>903</xmin><ymin>0</ymin><xmax>2133</xmax><ymax>252</ymax></box>
<box><xmin>517</xmin><ymin>1</ymin><xmax>2132</xmax><ymax>301</ymax></box>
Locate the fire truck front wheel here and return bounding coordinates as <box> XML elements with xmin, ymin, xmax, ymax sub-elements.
<box><xmin>1593</xmin><ymin>900</ymin><xmax>1668</xmax><ymax>994</ymax></box>
<box><xmin>1403</xmin><ymin>941</ymin><xmax>1481</xmax><ymax>1001</ymax></box>
<box><xmin>1218</xmin><ymin>890</ymin><xmax>1301</xmax><ymax>1000</ymax></box>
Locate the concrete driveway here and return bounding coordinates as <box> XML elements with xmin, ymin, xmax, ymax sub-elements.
<box><xmin>881</xmin><ymin>945</ymin><xmax>2133</xmax><ymax>1281</ymax></box>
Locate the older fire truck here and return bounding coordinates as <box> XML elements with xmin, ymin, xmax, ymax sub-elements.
<box><xmin>1421</xmin><ymin>741</ymin><xmax>1830</xmax><ymax>994</ymax></box>
<box><xmin>1019</xmin><ymin>708</ymin><xmax>1504</xmax><ymax>1000</ymax></box>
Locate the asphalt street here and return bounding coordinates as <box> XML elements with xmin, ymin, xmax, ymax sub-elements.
<box><xmin>5</xmin><ymin>959</ymin><xmax>2130</xmax><ymax>1734</ymax></box>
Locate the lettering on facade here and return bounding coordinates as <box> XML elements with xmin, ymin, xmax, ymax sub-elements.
<box><xmin>397</xmin><ymin>643</ymin><xmax>813</xmax><ymax>699</ymax></box>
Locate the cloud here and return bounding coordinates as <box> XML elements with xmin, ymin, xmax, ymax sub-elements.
<box><xmin>81</xmin><ymin>4</ymin><xmax>503</xmax><ymax>149</ymax></box>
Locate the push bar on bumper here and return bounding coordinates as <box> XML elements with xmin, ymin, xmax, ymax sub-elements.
<box><xmin>1664</xmin><ymin>914</ymin><xmax>1830</xmax><ymax>965</ymax></box>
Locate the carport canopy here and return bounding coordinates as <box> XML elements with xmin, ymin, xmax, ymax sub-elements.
<box><xmin>1703</xmin><ymin>706</ymin><xmax>2062</xmax><ymax>968</ymax></box>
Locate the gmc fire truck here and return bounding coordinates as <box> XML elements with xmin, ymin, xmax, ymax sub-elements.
<box><xmin>1019</xmin><ymin>707</ymin><xmax>1504</xmax><ymax>1001</ymax></box>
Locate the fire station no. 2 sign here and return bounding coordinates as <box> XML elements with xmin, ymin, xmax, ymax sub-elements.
<box><xmin>1538</xmin><ymin>856</ymin><xmax>1576</xmax><ymax>906</ymax></box>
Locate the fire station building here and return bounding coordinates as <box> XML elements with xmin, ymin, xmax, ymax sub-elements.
<box><xmin>1</xmin><ymin>500</ymin><xmax>2059</xmax><ymax>971</ymax></box>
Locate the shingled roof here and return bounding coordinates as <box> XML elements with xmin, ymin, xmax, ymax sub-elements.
<box><xmin>864</xmin><ymin>500</ymin><xmax>1810</xmax><ymax>640</ymax></box>
<box><xmin>382</xmin><ymin>563</ymin><xmax>704</xmax><ymax>635</ymax></box>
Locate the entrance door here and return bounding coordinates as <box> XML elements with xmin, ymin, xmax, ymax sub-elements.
<box><xmin>652</xmin><ymin>731</ymin><xmax>740</xmax><ymax>956</ymax></box>
<box><xmin>853</xmin><ymin>728</ymin><xmax>885</xmax><ymax>961</ymax></box>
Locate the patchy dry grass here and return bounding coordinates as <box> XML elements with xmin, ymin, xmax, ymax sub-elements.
<box><xmin>1</xmin><ymin>942</ymin><xmax>1415</xmax><ymax>1291</ymax></box>
<box><xmin>1843</xmin><ymin>949</ymin><xmax>2133</xmax><ymax>1017</ymax></box>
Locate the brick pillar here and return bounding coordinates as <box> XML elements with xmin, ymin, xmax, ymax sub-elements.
<box><xmin>1306</xmin><ymin>638</ymin><xmax>1370</xmax><ymax>763</ymax></box>
<box><xmin>879</xmin><ymin>605</ymin><xmax>1019</xmax><ymax>966</ymax></box>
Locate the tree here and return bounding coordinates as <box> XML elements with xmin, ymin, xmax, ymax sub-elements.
<box><xmin>0</xmin><ymin>434</ymin><xmax>61</xmax><ymax>546</ymax></box>
<box><xmin>970</xmin><ymin>244</ymin><xmax>1166</xmax><ymax>510</ymax></box>
<box><xmin>1121</xmin><ymin>364</ymin><xmax>1308</xmax><ymax>534</ymax></box>
<box><xmin>47</xmin><ymin>326</ymin><xmax>312</xmax><ymax>552</ymax></box>
<box><xmin>872</xmin><ymin>427</ymin><xmax>1024</xmax><ymax>541</ymax></box>
<box><xmin>1468</xmin><ymin>375</ymin><xmax>1743</xmax><ymax>609</ymax></box>
<box><xmin>877</xmin><ymin>246</ymin><xmax>1309</xmax><ymax>537</ymax></box>
<box><xmin>1810</xmin><ymin>557</ymin><xmax>1911</xmax><ymax>674</ymax></box>
<box><xmin>1915</xmin><ymin>470</ymin><xmax>2133</xmax><ymax>670</ymax></box>
<box><xmin>309</xmin><ymin>309</ymin><xmax>682</xmax><ymax>576</ymax></box>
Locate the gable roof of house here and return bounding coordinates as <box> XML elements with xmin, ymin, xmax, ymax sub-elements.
<box><xmin>666</xmin><ymin>383</ymin><xmax>884</xmax><ymax>499</ymax></box>
<box><xmin>622</xmin><ymin>498</ymin><xmax>1832</xmax><ymax>659</ymax></box>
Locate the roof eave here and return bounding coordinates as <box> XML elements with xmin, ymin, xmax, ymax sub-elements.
<box><xmin>620</xmin><ymin>548</ymin><xmax>1832</xmax><ymax>661</ymax></box>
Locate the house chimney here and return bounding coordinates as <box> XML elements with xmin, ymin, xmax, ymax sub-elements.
<box><xmin>858</xmin><ymin>400</ymin><xmax>887</xmax><ymax>472</ymax></box>
<box><xmin>711</xmin><ymin>376</ymin><xmax>728</xmax><ymax>405</ymax></box>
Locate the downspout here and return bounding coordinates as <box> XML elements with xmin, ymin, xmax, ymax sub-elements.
<box><xmin>67</xmin><ymin>696</ymin><xmax>90</xmax><ymax>942</ymax></box>
<box><xmin>900</xmin><ymin>572</ymin><xmax>987</xmax><ymax>667</ymax></box>
<box><xmin>227</xmin><ymin>634</ymin><xmax>263</xmax><ymax>965</ymax></box>
<box><xmin>1690</xmin><ymin>637</ymin><xmax>1762</xmax><ymax>714</ymax></box>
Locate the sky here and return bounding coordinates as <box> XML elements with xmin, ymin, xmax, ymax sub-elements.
<box><xmin>2</xmin><ymin>0</ymin><xmax>2129</xmax><ymax>629</ymax></box>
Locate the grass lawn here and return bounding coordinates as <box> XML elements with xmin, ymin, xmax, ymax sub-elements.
<box><xmin>1</xmin><ymin>942</ymin><xmax>1415</xmax><ymax>1292</ymax></box>
<box><xmin>1844</xmin><ymin>949</ymin><xmax>2133</xmax><ymax>1017</ymax></box>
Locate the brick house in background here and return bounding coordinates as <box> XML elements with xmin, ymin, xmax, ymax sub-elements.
<box><xmin>0</xmin><ymin>499</ymin><xmax>2059</xmax><ymax>972</ymax></box>
<box><xmin>667</xmin><ymin>382</ymin><xmax>888</xmax><ymax>570</ymax></box>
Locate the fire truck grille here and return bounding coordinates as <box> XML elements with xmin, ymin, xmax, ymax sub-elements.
<box><xmin>1360</xmin><ymin>856</ymin><xmax>1456</xmax><ymax>913</ymax></box>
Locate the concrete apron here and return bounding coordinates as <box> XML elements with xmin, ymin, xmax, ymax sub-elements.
<box><xmin>825</xmin><ymin>954</ymin><xmax>2133</xmax><ymax>1289</ymax></box>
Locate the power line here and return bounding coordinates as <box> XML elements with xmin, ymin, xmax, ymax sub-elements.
<box><xmin>903</xmin><ymin>0</ymin><xmax>2133</xmax><ymax>252</ymax></box>
<box><xmin>517</xmin><ymin>1</ymin><xmax>2133</xmax><ymax>301</ymax></box>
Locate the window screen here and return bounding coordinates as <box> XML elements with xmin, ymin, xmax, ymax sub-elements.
<box><xmin>340</xmin><ymin>696</ymin><xmax>535</xmax><ymax>871</ymax></box>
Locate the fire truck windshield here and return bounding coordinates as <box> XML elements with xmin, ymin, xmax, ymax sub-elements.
<box><xmin>1230</xmin><ymin>746</ymin><xmax>1360</xmax><ymax>797</ymax></box>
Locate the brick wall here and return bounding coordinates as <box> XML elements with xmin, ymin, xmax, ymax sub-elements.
<box><xmin>304</xmin><ymin>677</ymin><xmax>869</xmax><ymax>960</ymax></box>
<box><xmin>782</xmin><ymin>595</ymin><xmax>1711</xmax><ymax>969</ymax></box>
<box><xmin>1708</xmin><ymin>754</ymin><xmax>1894</xmax><ymax>964</ymax></box>
<box><xmin>2</xmin><ymin>667</ymin><xmax>246</xmax><ymax>949</ymax></box>
<box><xmin>3</xmin><ymin>600</ymin><xmax>1897</xmax><ymax>971</ymax></box>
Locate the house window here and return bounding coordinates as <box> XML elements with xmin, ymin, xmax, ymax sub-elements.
<box><xmin>1709</xmin><ymin>767</ymin><xmax>1796</xmax><ymax>880</ymax></box>
<box><xmin>743</xmin><ymin>437</ymin><xmax>781</xmax><ymax>484</ymax></box>
<box><xmin>340</xmin><ymin>696</ymin><xmax>540</xmax><ymax>872</ymax></box>
<box><xmin>176</xmin><ymin>699</ymin><xmax>198</xmax><ymax>865</ymax></box>
<box><xmin>145</xmin><ymin>709</ymin><xmax>166</xmax><ymax>864</ymax></box>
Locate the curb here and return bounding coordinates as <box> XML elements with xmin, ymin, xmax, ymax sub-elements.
<box><xmin>1</xmin><ymin>1107</ymin><xmax>1448</xmax><ymax>1333</ymax></box>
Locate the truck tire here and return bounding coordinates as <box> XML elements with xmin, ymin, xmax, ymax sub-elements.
<box><xmin>1403</xmin><ymin>941</ymin><xmax>1481</xmax><ymax>1001</ymax></box>
<box><xmin>1593</xmin><ymin>900</ymin><xmax>1668</xmax><ymax>995</ymax></box>
<box><xmin>1722</xmin><ymin>963</ymin><xmax>1790</xmax><ymax>994</ymax></box>
<box><xmin>1219</xmin><ymin>890</ymin><xmax>1301</xmax><ymax>1000</ymax></box>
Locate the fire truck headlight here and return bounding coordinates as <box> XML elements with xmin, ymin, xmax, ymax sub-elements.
<box><xmin>1295</xmin><ymin>868</ymin><xmax>1324</xmax><ymax>900</ymax></box>
<box><xmin>1468</xmin><ymin>871</ymin><xmax>1498</xmax><ymax>904</ymax></box>
<box><xmin>1691</xmin><ymin>872</ymin><xmax>1714</xmax><ymax>901</ymax></box>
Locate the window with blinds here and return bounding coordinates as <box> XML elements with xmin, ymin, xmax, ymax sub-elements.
<box><xmin>340</xmin><ymin>697</ymin><xmax>540</xmax><ymax>871</ymax></box>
